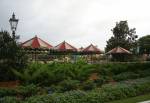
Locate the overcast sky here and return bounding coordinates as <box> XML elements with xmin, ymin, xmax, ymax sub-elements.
<box><xmin>0</xmin><ymin>0</ymin><xmax>150</xmax><ymax>50</ymax></box>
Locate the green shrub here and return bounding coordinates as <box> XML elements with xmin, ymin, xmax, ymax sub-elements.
<box><xmin>0</xmin><ymin>84</ymin><xmax>41</xmax><ymax>99</ymax></box>
<box><xmin>82</xmin><ymin>80</ymin><xmax>96</xmax><ymax>90</ymax></box>
<box><xmin>16</xmin><ymin>84</ymin><xmax>40</xmax><ymax>97</ymax></box>
<box><xmin>24</xmin><ymin>95</ymin><xmax>53</xmax><ymax>103</ymax></box>
<box><xmin>98</xmin><ymin>62</ymin><xmax>150</xmax><ymax>75</ymax></box>
<box><xmin>24</xmin><ymin>77</ymin><xmax>150</xmax><ymax>103</ymax></box>
<box><xmin>12</xmin><ymin>62</ymin><xmax>150</xmax><ymax>88</ymax></box>
<box><xmin>25</xmin><ymin>90</ymin><xmax>86</xmax><ymax>103</ymax></box>
<box><xmin>0</xmin><ymin>96</ymin><xmax>20</xmax><ymax>103</ymax></box>
<box><xmin>113</xmin><ymin>72</ymin><xmax>140</xmax><ymax>81</ymax></box>
<box><xmin>50</xmin><ymin>79</ymin><xmax>80</xmax><ymax>92</ymax></box>
<box><xmin>53</xmin><ymin>90</ymin><xmax>86</xmax><ymax>103</ymax></box>
<box><xmin>138</xmin><ymin>69</ymin><xmax>150</xmax><ymax>77</ymax></box>
<box><xmin>94</xmin><ymin>77</ymin><xmax>106</xmax><ymax>86</ymax></box>
<box><xmin>58</xmin><ymin>79</ymin><xmax>80</xmax><ymax>92</ymax></box>
<box><xmin>0</xmin><ymin>88</ymin><xmax>17</xmax><ymax>97</ymax></box>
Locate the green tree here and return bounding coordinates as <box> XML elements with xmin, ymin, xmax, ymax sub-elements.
<box><xmin>0</xmin><ymin>30</ymin><xmax>27</xmax><ymax>81</ymax></box>
<box><xmin>106</xmin><ymin>21</ymin><xmax>138</xmax><ymax>52</ymax></box>
<box><xmin>138</xmin><ymin>35</ymin><xmax>150</xmax><ymax>54</ymax></box>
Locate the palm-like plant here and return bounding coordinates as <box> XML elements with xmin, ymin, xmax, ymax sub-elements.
<box><xmin>12</xmin><ymin>63</ymin><xmax>54</xmax><ymax>85</ymax></box>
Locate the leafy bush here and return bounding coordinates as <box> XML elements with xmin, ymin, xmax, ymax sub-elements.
<box><xmin>98</xmin><ymin>62</ymin><xmax>150</xmax><ymax>75</ymax></box>
<box><xmin>0</xmin><ymin>31</ymin><xmax>28</xmax><ymax>81</ymax></box>
<box><xmin>16</xmin><ymin>84</ymin><xmax>40</xmax><ymax>98</ymax></box>
<box><xmin>24</xmin><ymin>77</ymin><xmax>150</xmax><ymax>103</ymax></box>
<box><xmin>113</xmin><ymin>72</ymin><xmax>140</xmax><ymax>81</ymax></box>
<box><xmin>82</xmin><ymin>80</ymin><xmax>96</xmax><ymax>90</ymax></box>
<box><xmin>25</xmin><ymin>90</ymin><xmax>86</xmax><ymax>103</ymax></box>
<box><xmin>58</xmin><ymin>79</ymin><xmax>80</xmax><ymax>92</ymax></box>
<box><xmin>0</xmin><ymin>84</ymin><xmax>41</xmax><ymax>98</ymax></box>
<box><xmin>12</xmin><ymin>62</ymin><xmax>150</xmax><ymax>88</ymax></box>
<box><xmin>0</xmin><ymin>96</ymin><xmax>20</xmax><ymax>103</ymax></box>
<box><xmin>0</xmin><ymin>88</ymin><xmax>17</xmax><ymax>97</ymax></box>
<box><xmin>24</xmin><ymin>95</ymin><xmax>53</xmax><ymax>103</ymax></box>
<box><xmin>138</xmin><ymin>69</ymin><xmax>150</xmax><ymax>77</ymax></box>
<box><xmin>13</xmin><ymin>62</ymin><xmax>97</xmax><ymax>86</ymax></box>
<box><xmin>94</xmin><ymin>77</ymin><xmax>106</xmax><ymax>86</ymax></box>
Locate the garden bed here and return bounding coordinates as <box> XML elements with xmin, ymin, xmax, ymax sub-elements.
<box><xmin>0</xmin><ymin>77</ymin><xmax>150</xmax><ymax>103</ymax></box>
<box><xmin>0</xmin><ymin>81</ymin><xmax>20</xmax><ymax>88</ymax></box>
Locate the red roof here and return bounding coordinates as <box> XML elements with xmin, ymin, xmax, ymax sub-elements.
<box><xmin>106</xmin><ymin>46</ymin><xmax>132</xmax><ymax>54</ymax></box>
<box><xmin>82</xmin><ymin>44</ymin><xmax>102</xmax><ymax>53</ymax></box>
<box><xmin>53</xmin><ymin>41</ymin><xmax>77</xmax><ymax>51</ymax></box>
<box><xmin>21</xmin><ymin>35</ymin><xmax>53</xmax><ymax>49</ymax></box>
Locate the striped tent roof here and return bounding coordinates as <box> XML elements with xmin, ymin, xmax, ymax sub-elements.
<box><xmin>53</xmin><ymin>41</ymin><xmax>77</xmax><ymax>51</ymax></box>
<box><xmin>82</xmin><ymin>44</ymin><xmax>102</xmax><ymax>53</ymax></box>
<box><xmin>21</xmin><ymin>35</ymin><xmax>53</xmax><ymax>49</ymax></box>
<box><xmin>106</xmin><ymin>46</ymin><xmax>132</xmax><ymax>54</ymax></box>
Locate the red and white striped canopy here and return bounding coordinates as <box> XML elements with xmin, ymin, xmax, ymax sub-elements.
<box><xmin>53</xmin><ymin>41</ymin><xmax>77</xmax><ymax>51</ymax></box>
<box><xmin>21</xmin><ymin>35</ymin><xmax>53</xmax><ymax>49</ymax></box>
<box><xmin>82</xmin><ymin>44</ymin><xmax>102</xmax><ymax>53</ymax></box>
<box><xmin>106</xmin><ymin>46</ymin><xmax>132</xmax><ymax>54</ymax></box>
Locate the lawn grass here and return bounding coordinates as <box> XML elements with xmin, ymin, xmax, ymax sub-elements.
<box><xmin>108</xmin><ymin>93</ymin><xmax>150</xmax><ymax>103</ymax></box>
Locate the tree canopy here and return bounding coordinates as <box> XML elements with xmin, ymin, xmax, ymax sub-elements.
<box><xmin>106</xmin><ymin>21</ymin><xmax>138</xmax><ymax>52</ymax></box>
<box><xmin>138</xmin><ymin>35</ymin><xmax>150</xmax><ymax>54</ymax></box>
<box><xmin>0</xmin><ymin>30</ymin><xmax>27</xmax><ymax>81</ymax></box>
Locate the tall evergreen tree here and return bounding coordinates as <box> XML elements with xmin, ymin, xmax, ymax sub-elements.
<box><xmin>106</xmin><ymin>21</ymin><xmax>137</xmax><ymax>52</ymax></box>
<box><xmin>0</xmin><ymin>30</ymin><xmax>27</xmax><ymax>81</ymax></box>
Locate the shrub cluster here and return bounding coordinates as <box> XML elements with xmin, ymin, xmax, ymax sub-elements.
<box><xmin>11</xmin><ymin>62</ymin><xmax>150</xmax><ymax>93</ymax></box>
<box><xmin>0</xmin><ymin>88</ymin><xmax>17</xmax><ymax>97</ymax></box>
<box><xmin>0</xmin><ymin>84</ymin><xmax>40</xmax><ymax>98</ymax></box>
<box><xmin>23</xmin><ymin>77</ymin><xmax>150</xmax><ymax>103</ymax></box>
<box><xmin>0</xmin><ymin>96</ymin><xmax>20</xmax><ymax>103</ymax></box>
<box><xmin>1</xmin><ymin>71</ymin><xmax>150</xmax><ymax>103</ymax></box>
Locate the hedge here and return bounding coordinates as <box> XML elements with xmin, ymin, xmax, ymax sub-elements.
<box><xmin>0</xmin><ymin>84</ymin><xmax>40</xmax><ymax>98</ymax></box>
<box><xmin>0</xmin><ymin>77</ymin><xmax>150</xmax><ymax>103</ymax></box>
<box><xmin>24</xmin><ymin>77</ymin><xmax>150</xmax><ymax>103</ymax></box>
<box><xmin>12</xmin><ymin>62</ymin><xmax>150</xmax><ymax>86</ymax></box>
<box><xmin>0</xmin><ymin>96</ymin><xmax>20</xmax><ymax>103</ymax></box>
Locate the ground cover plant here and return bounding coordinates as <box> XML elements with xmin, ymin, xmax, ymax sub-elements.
<box><xmin>108</xmin><ymin>93</ymin><xmax>150</xmax><ymax>103</ymax></box>
<box><xmin>1</xmin><ymin>61</ymin><xmax>150</xmax><ymax>102</ymax></box>
<box><xmin>1</xmin><ymin>76</ymin><xmax>150</xmax><ymax>103</ymax></box>
<box><xmin>11</xmin><ymin>62</ymin><xmax>150</xmax><ymax>91</ymax></box>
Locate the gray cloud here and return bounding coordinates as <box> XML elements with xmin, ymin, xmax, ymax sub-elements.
<box><xmin>0</xmin><ymin>0</ymin><xmax>150</xmax><ymax>50</ymax></box>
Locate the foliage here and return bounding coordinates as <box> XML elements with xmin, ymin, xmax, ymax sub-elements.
<box><xmin>12</xmin><ymin>62</ymin><xmax>150</xmax><ymax>91</ymax></box>
<box><xmin>24</xmin><ymin>77</ymin><xmax>150</xmax><ymax>103</ymax></box>
<box><xmin>0</xmin><ymin>96</ymin><xmax>20</xmax><ymax>103</ymax></box>
<box><xmin>106</xmin><ymin>21</ymin><xmax>137</xmax><ymax>52</ymax></box>
<box><xmin>0</xmin><ymin>84</ymin><xmax>40</xmax><ymax>98</ymax></box>
<box><xmin>0</xmin><ymin>88</ymin><xmax>17</xmax><ymax>97</ymax></box>
<box><xmin>16</xmin><ymin>84</ymin><xmax>40</xmax><ymax>98</ymax></box>
<box><xmin>113</xmin><ymin>69</ymin><xmax>150</xmax><ymax>81</ymax></box>
<box><xmin>113</xmin><ymin>72</ymin><xmax>140</xmax><ymax>81</ymax></box>
<box><xmin>1</xmin><ymin>76</ymin><xmax>150</xmax><ymax>103</ymax></box>
<box><xmin>82</xmin><ymin>80</ymin><xmax>96</xmax><ymax>90</ymax></box>
<box><xmin>138</xmin><ymin>35</ymin><xmax>150</xmax><ymax>54</ymax></box>
<box><xmin>13</xmin><ymin>62</ymin><xmax>97</xmax><ymax>86</ymax></box>
<box><xmin>0</xmin><ymin>30</ymin><xmax>28</xmax><ymax>81</ymax></box>
<box><xmin>58</xmin><ymin>79</ymin><xmax>80</xmax><ymax>92</ymax></box>
<box><xmin>25</xmin><ymin>90</ymin><xmax>86</xmax><ymax>103</ymax></box>
<box><xmin>108</xmin><ymin>93</ymin><xmax>150</xmax><ymax>103</ymax></box>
